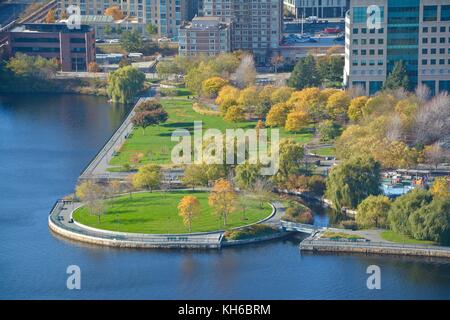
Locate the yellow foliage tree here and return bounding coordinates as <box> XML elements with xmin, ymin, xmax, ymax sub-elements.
<box><xmin>132</xmin><ymin>164</ymin><xmax>161</xmax><ymax>191</ymax></box>
<box><xmin>224</xmin><ymin>105</ymin><xmax>245</xmax><ymax>122</ymax></box>
<box><xmin>45</xmin><ymin>9</ymin><xmax>56</xmax><ymax>23</ymax></box>
<box><xmin>271</xmin><ymin>86</ymin><xmax>295</xmax><ymax>104</ymax></box>
<box><xmin>88</xmin><ymin>61</ymin><xmax>100</xmax><ymax>73</ymax></box>
<box><xmin>285</xmin><ymin>111</ymin><xmax>309</xmax><ymax>132</ymax></box>
<box><xmin>266</xmin><ymin>103</ymin><xmax>290</xmax><ymax>127</ymax></box>
<box><xmin>104</xmin><ymin>6</ymin><xmax>124</xmax><ymax>20</ymax></box>
<box><xmin>201</xmin><ymin>76</ymin><xmax>228</xmax><ymax>98</ymax></box>
<box><xmin>348</xmin><ymin>96</ymin><xmax>368</xmax><ymax>122</ymax></box>
<box><xmin>431</xmin><ymin>177</ymin><xmax>449</xmax><ymax>199</ymax></box>
<box><xmin>177</xmin><ymin>196</ymin><xmax>201</xmax><ymax>232</ymax></box>
<box><xmin>215</xmin><ymin>85</ymin><xmax>240</xmax><ymax>113</ymax></box>
<box><xmin>326</xmin><ymin>91</ymin><xmax>351</xmax><ymax>121</ymax></box>
<box><xmin>208</xmin><ymin>179</ymin><xmax>237</xmax><ymax>226</ymax></box>
<box><xmin>237</xmin><ymin>86</ymin><xmax>259</xmax><ymax>110</ymax></box>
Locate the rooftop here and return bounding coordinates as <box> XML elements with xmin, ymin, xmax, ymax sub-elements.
<box><xmin>11</xmin><ymin>23</ymin><xmax>92</xmax><ymax>33</ymax></box>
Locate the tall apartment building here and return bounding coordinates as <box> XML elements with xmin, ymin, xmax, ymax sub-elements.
<box><xmin>7</xmin><ymin>23</ymin><xmax>95</xmax><ymax>71</ymax></box>
<box><xmin>179</xmin><ymin>16</ymin><xmax>231</xmax><ymax>56</ymax></box>
<box><xmin>344</xmin><ymin>0</ymin><xmax>450</xmax><ymax>96</ymax></box>
<box><xmin>284</xmin><ymin>0</ymin><xmax>349</xmax><ymax>18</ymax></box>
<box><xmin>58</xmin><ymin>0</ymin><xmax>195</xmax><ymax>38</ymax></box>
<box><xmin>201</xmin><ymin>0</ymin><xmax>283</xmax><ymax>63</ymax></box>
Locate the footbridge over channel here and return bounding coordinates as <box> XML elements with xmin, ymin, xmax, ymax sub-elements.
<box><xmin>281</xmin><ymin>221</ymin><xmax>324</xmax><ymax>234</ymax></box>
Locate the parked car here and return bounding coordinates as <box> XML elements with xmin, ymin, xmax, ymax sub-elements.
<box><xmin>108</xmin><ymin>39</ymin><xmax>120</xmax><ymax>44</ymax></box>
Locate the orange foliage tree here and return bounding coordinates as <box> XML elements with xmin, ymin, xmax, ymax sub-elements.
<box><xmin>208</xmin><ymin>179</ymin><xmax>237</xmax><ymax>226</ymax></box>
<box><xmin>177</xmin><ymin>196</ymin><xmax>201</xmax><ymax>232</ymax></box>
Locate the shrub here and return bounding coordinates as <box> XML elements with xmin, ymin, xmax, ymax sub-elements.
<box><xmin>224</xmin><ymin>224</ymin><xmax>277</xmax><ymax>240</ymax></box>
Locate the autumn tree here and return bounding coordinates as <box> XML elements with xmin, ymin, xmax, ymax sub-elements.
<box><xmin>202</xmin><ymin>76</ymin><xmax>228</xmax><ymax>98</ymax></box>
<box><xmin>88</xmin><ymin>62</ymin><xmax>100</xmax><ymax>73</ymax></box>
<box><xmin>317</xmin><ymin>120</ymin><xmax>340</xmax><ymax>142</ymax></box>
<box><xmin>348</xmin><ymin>96</ymin><xmax>369</xmax><ymax>122</ymax></box>
<box><xmin>45</xmin><ymin>9</ymin><xmax>56</xmax><ymax>23</ymax></box>
<box><xmin>237</xmin><ymin>86</ymin><xmax>259</xmax><ymax>112</ymax></box>
<box><xmin>326</xmin><ymin>91</ymin><xmax>350</xmax><ymax>122</ymax></box>
<box><xmin>216</xmin><ymin>85</ymin><xmax>240</xmax><ymax>113</ymax></box>
<box><xmin>431</xmin><ymin>178</ymin><xmax>449</xmax><ymax>199</ymax></box>
<box><xmin>178</xmin><ymin>196</ymin><xmax>201</xmax><ymax>232</ymax></box>
<box><xmin>131</xmin><ymin>109</ymin><xmax>168</xmax><ymax>134</ymax></box>
<box><xmin>356</xmin><ymin>195</ymin><xmax>391</xmax><ymax>229</ymax></box>
<box><xmin>132</xmin><ymin>164</ymin><xmax>161</xmax><ymax>191</ymax></box>
<box><xmin>208</xmin><ymin>179</ymin><xmax>237</xmax><ymax>226</ymax></box>
<box><xmin>271</xmin><ymin>86</ymin><xmax>295</xmax><ymax>104</ymax></box>
<box><xmin>224</xmin><ymin>105</ymin><xmax>245</xmax><ymax>122</ymax></box>
<box><xmin>285</xmin><ymin>111</ymin><xmax>308</xmax><ymax>132</ymax></box>
<box><xmin>105</xmin><ymin>6</ymin><xmax>124</xmax><ymax>20</ymax></box>
<box><xmin>423</xmin><ymin>143</ymin><xmax>449</xmax><ymax>170</ymax></box>
<box><xmin>266</xmin><ymin>103</ymin><xmax>289</xmax><ymax>127</ymax></box>
<box><xmin>271</xmin><ymin>54</ymin><xmax>284</xmax><ymax>73</ymax></box>
<box><xmin>75</xmin><ymin>181</ymin><xmax>106</xmax><ymax>223</ymax></box>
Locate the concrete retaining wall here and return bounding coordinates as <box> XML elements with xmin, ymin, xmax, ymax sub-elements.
<box><xmin>300</xmin><ymin>241</ymin><xmax>450</xmax><ymax>258</ymax></box>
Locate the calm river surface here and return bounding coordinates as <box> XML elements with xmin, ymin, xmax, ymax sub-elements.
<box><xmin>0</xmin><ymin>93</ymin><xmax>449</xmax><ymax>299</ymax></box>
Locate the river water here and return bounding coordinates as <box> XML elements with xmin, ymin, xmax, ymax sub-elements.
<box><xmin>0</xmin><ymin>93</ymin><xmax>449</xmax><ymax>299</ymax></box>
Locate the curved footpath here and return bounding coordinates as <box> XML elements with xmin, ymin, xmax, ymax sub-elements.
<box><xmin>48</xmin><ymin>199</ymin><xmax>286</xmax><ymax>249</ymax></box>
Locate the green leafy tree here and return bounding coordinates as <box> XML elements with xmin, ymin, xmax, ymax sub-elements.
<box><xmin>277</xmin><ymin>139</ymin><xmax>305</xmax><ymax>181</ymax></box>
<box><xmin>383</xmin><ymin>61</ymin><xmax>410</xmax><ymax>91</ymax></box>
<box><xmin>182</xmin><ymin>164</ymin><xmax>209</xmax><ymax>190</ymax></box>
<box><xmin>356</xmin><ymin>195</ymin><xmax>391</xmax><ymax>229</ymax></box>
<box><xmin>145</xmin><ymin>23</ymin><xmax>158</xmax><ymax>35</ymax></box>
<box><xmin>326</xmin><ymin>157</ymin><xmax>381</xmax><ymax>211</ymax></box>
<box><xmin>388</xmin><ymin>189</ymin><xmax>433</xmax><ymax>236</ymax></box>
<box><xmin>120</xmin><ymin>30</ymin><xmax>143</xmax><ymax>52</ymax></box>
<box><xmin>287</xmin><ymin>55</ymin><xmax>321</xmax><ymax>89</ymax></box>
<box><xmin>107</xmin><ymin>66</ymin><xmax>145</xmax><ymax>103</ymax></box>
<box><xmin>235</xmin><ymin>163</ymin><xmax>260</xmax><ymax>190</ymax></box>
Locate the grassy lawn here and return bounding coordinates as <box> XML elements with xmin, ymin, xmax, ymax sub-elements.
<box><xmin>310</xmin><ymin>147</ymin><xmax>335</xmax><ymax>157</ymax></box>
<box><xmin>380</xmin><ymin>230</ymin><xmax>436</xmax><ymax>245</ymax></box>
<box><xmin>72</xmin><ymin>190</ymin><xmax>272</xmax><ymax>234</ymax></box>
<box><xmin>321</xmin><ymin>231</ymin><xmax>366</xmax><ymax>240</ymax></box>
<box><xmin>109</xmin><ymin>97</ymin><xmax>313</xmax><ymax>168</ymax></box>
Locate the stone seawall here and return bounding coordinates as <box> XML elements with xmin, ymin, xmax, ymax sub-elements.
<box><xmin>300</xmin><ymin>241</ymin><xmax>450</xmax><ymax>258</ymax></box>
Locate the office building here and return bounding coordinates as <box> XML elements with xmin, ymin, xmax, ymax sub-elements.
<box><xmin>6</xmin><ymin>23</ymin><xmax>95</xmax><ymax>71</ymax></box>
<box><xmin>344</xmin><ymin>0</ymin><xmax>450</xmax><ymax>96</ymax></box>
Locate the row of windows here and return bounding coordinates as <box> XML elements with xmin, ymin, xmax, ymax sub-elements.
<box><xmin>422</xmin><ymin>37</ymin><xmax>450</xmax><ymax>44</ymax></box>
<box><xmin>352</xmin><ymin>60</ymin><xmax>384</xmax><ymax>66</ymax></box>
<box><xmin>421</xmin><ymin>59</ymin><xmax>450</xmax><ymax>66</ymax></box>
<box><xmin>423</xmin><ymin>26</ymin><xmax>450</xmax><ymax>33</ymax></box>
<box><xmin>352</xmin><ymin>38</ymin><xmax>384</xmax><ymax>45</ymax></box>
<box><xmin>423</xmin><ymin>5</ymin><xmax>450</xmax><ymax>22</ymax></box>
<box><xmin>352</xmin><ymin>49</ymin><xmax>384</xmax><ymax>56</ymax></box>
<box><xmin>352</xmin><ymin>28</ymin><xmax>384</xmax><ymax>34</ymax></box>
<box><xmin>422</xmin><ymin>48</ymin><xmax>450</xmax><ymax>55</ymax></box>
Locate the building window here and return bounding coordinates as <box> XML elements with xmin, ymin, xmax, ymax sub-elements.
<box><xmin>441</xmin><ymin>5</ymin><xmax>450</xmax><ymax>21</ymax></box>
<box><xmin>423</xmin><ymin>5</ymin><xmax>437</xmax><ymax>22</ymax></box>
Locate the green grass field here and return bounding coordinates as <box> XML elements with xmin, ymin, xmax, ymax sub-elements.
<box><xmin>109</xmin><ymin>97</ymin><xmax>313</xmax><ymax>169</ymax></box>
<box><xmin>380</xmin><ymin>230</ymin><xmax>436</xmax><ymax>245</ymax></box>
<box><xmin>72</xmin><ymin>191</ymin><xmax>272</xmax><ymax>234</ymax></box>
<box><xmin>310</xmin><ymin>147</ymin><xmax>335</xmax><ymax>157</ymax></box>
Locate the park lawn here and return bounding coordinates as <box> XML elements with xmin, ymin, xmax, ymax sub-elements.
<box><xmin>109</xmin><ymin>97</ymin><xmax>313</xmax><ymax>168</ymax></box>
<box><xmin>310</xmin><ymin>147</ymin><xmax>335</xmax><ymax>157</ymax></box>
<box><xmin>72</xmin><ymin>190</ymin><xmax>272</xmax><ymax>234</ymax></box>
<box><xmin>380</xmin><ymin>230</ymin><xmax>436</xmax><ymax>245</ymax></box>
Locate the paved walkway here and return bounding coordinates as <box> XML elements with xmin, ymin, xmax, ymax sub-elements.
<box><xmin>48</xmin><ymin>197</ymin><xmax>285</xmax><ymax>249</ymax></box>
<box><xmin>79</xmin><ymin>87</ymin><xmax>157</xmax><ymax>181</ymax></box>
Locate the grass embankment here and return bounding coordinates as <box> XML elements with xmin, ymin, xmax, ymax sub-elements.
<box><xmin>224</xmin><ymin>225</ymin><xmax>278</xmax><ymax>241</ymax></box>
<box><xmin>310</xmin><ymin>147</ymin><xmax>335</xmax><ymax>157</ymax></box>
<box><xmin>109</xmin><ymin>97</ymin><xmax>313</xmax><ymax>169</ymax></box>
<box><xmin>321</xmin><ymin>232</ymin><xmax>366</xmax><ymax>241</ymax></box>
<box><xmin>72</xmin><ymin>191</ymin><xmax>272</xmax><ymax>234</ymax></box>
<box><xmin>380</xmin><ymin>230</ymin><xmax>436</xmax><ymax>245</ymax></box>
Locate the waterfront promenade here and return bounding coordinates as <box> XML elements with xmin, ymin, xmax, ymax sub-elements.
<box><xmin>48</xmin><ymin>197</ymin><xmax>284</xmax><ymax>249</ymax></box>
<box><xmin>78</xmin><ymin>87</ymin><xmax>157</xmax><ymax>181</ymax></box>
